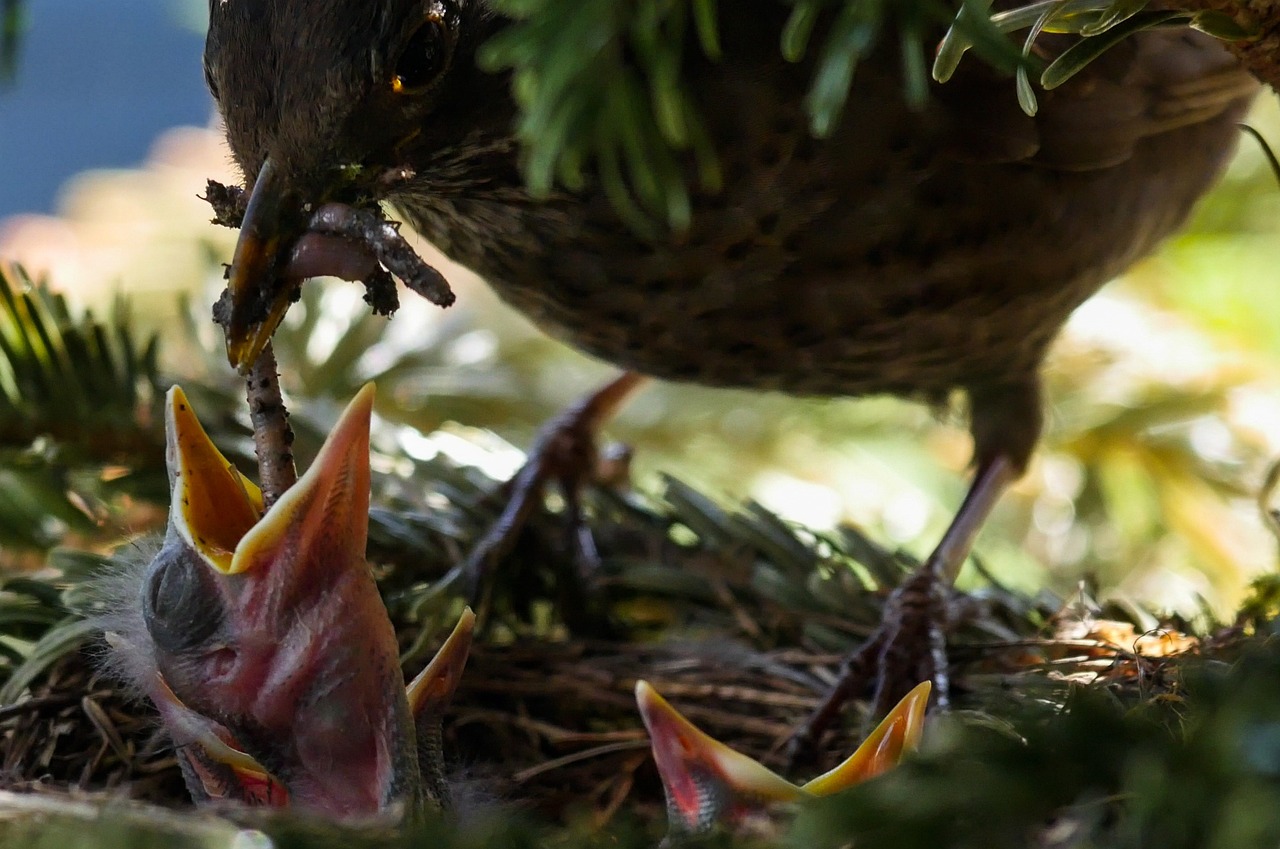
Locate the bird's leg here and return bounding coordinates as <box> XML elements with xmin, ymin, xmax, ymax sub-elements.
<box><xmin>787</xmin><ymin>380</ymin><xmax>1041</xmax><ymax>766</ymax></box>
<box><xmin>875</xmin><ymin>453</ymin><xmax>1019</xmax><ymax>712</ymax></box>
<box><xmin>451</xmin><ymin>371</ymin><xmax>647</xmax><ymax>614</ymax></box>
<box><xmin>787</xmin><ymin>456</ymin><xmax>1017</xmax><ymax>764</ymax></box>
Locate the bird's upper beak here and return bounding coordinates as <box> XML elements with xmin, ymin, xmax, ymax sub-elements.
<box><xmin>141</xmin><ymin>384</ymin><xmax>440</xmax><ymax>819</ymax></box>
<box><xmin>222</xmin><ymin>158</ymin><xmax>307</xmax><ymax>371</ymax></box>
<box><xmin>797</xmin><ymin>680</ymin><xmax>930</xmax><ymax>796</ymax></box>
<box><xmin>634</xmin><ymin>680</ymin><xmax>930</xmax><ymax>834</ymax></box>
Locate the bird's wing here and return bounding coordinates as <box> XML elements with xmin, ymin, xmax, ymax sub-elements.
<box><xmin>940</xmin><ymin>27</ymin><xmax>1256</xmax><ymax>170</ymax></box>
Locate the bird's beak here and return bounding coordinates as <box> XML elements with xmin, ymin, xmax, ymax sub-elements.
<box><xmin>222</xmin><ymin>157</ymin><xmax>304</xmax><ymax>372</ymax></box>
<box><xmin>798</xmin><ymin>680</ymin><xmax>930</xmax><ymax>794</ymax></box>
<box><xmin>158</xmin><ymin>383</ymin><xmax>422</xmax><ymax>818</ymax></box>
<box><xmin>634</xmin><ymin>680</ymin><xmax>930</xmax><ymax>834</ymax></box>
<box><xmin>635</xmin><ymin>680</ymin><xmax>801</xmax><ymax>833</ymax></box>
<box><xmin>136</xmin><ymin>662</ymin><xmax>289</xmax><ymax>807</ymax></box>
<box><xmin>407</xmin><ymin>608</ymin><xmax>476</xmax><ymax>719</ymax></box>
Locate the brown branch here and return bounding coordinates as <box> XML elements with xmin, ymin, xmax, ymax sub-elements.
<box><xmin>244</xmin><ymin>343</ymin><xmax>297</xmax><ymax>507</ymax></box>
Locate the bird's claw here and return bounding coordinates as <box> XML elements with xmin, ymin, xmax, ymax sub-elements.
<box><xmin>458</xmin><ymin>372</ymin><xmax>646</xmax><ymax>619</ymax></box>
<box><xmin>785</xmin><ymin>564</ymin><xmax>950</xmax><ymax>770</ymax></box>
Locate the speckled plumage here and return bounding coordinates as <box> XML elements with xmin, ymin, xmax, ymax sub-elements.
<box><xmin>201</xmin><ymin>1</ymin><xmax>1259</xmax><ymax>746</ymax></box>
<box><xmin>205</xmin><ymin>1</ymin><xmax>1255</xmax><ymax>470</ymax></box>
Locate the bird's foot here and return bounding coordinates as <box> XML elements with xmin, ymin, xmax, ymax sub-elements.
<box><xmin>452</xmin><ymin>372</ymin><xmax>647</xmax><ymax>619</ymax></box>
<box><xmin>786</xmin><ymin>561</ymin><xmax>951</xmax><ymax>769</ymax></box>
<box><xmin>785</xmin><ymin>454</ymin><xmax>1021</xmax><ymax>769</ymax></box>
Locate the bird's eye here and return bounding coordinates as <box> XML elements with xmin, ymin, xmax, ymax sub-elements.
<box><xmin>392</xmin><ymin>12</ymin><xmax>451</xmax><ymax>95</ymax></box>
<box><xmin>142</xmin><ymin>547</ymin><xmax>224</xmax><ymax>654</ymax></box>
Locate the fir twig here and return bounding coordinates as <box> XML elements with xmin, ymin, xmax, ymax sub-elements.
<box><xmin>0</xmin><ymin>263</ymin><xmax>165</xmax><ymax>550</ymax></box>
<box><xmin>476</xmin><ymin>1</ymin><xmax>1208</xmax><ymax>228</ymax></box>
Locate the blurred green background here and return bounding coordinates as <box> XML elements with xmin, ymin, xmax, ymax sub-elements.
<box><xmin>0</xmin><ymin>0</ymin><xmax>1278</xmax><ymax>619</ymax></box>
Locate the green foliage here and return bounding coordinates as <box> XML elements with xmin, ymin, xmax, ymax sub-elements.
<box><xmin>968</xmin><ymin>2</ymin><xmax>1259</xmax><ymax>113</ymax></box>
<box><xmin>0</xmin><ymin>549</ymin><xmax>113</xmax><ymax>707</ymax></box>
<box><xmin>793</xmin><ymin>636</ymin><xmax>1280</xmax><ymax>849</ymax></box>
<box><xmin>480</xmin><ymin>0</ymin><xmax>725</xmax><ymax>233</ymax></box>
<box><xmin>479</xmin><ymin>0</ymin><xmax>1027</xmax><ymax>228</ymax></box>
<box><xmin>0</xmin><ymin>264</ymin><xmax>165</xmax><ymax>548</ymax></box>
<box><xmin>0</xmin><ymin>266</ymin><xmax>157</xmax><ymax>432</ymax></box>
<box><xmin>477</xmin><ymin>0</ymin><xmax>1258</xmax><ymax>227</ymax></box>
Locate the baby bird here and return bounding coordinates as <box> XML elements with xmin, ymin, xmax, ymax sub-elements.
<box><xmin>635</xmin><ymin>680</ymin><xmax>929</xmax><ymax>838</ymax></box>
<box><xmin>96</xmin><ymin>384</ymin><xmax>473</xmax><ymax>819</ymax></box>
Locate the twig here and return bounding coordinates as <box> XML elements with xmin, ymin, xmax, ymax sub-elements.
<box><xmin>200</xmin><ymin>180</ymin><xmax>247</xmax><ymax>228</ymax></box>
<box><xmin>0</xmin><ymin>691</ymin><xmax>82</xmax><ymax>721</ymax></box>
<box><xmin>244</xmin><ymin>343</ymin><xmax>297</xmax><ymax>506</ymax></box>
<box><xmin>308</xmin><ymin>203</ymin><xmax>455</xmax><ymax>309</ymax></box>
<box><xmin>511</xmin><ymin>740</ymin><xmax>649</xmax><ymax>783</ymax></box>
<box><xmin>80</xmin><ymin>696</ymin><xmax>131</xmax><ymax>765</ymax></box>
<box><xmin>201</xmin><ymin>179</ymin><xmax>456</xmax><ymax>316</ymax></box>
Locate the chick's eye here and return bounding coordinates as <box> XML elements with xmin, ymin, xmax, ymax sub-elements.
<box><xmin>392</xmin><ymin>14</ymin><xmax>450</xmax><ymax>94</ymax></box>
<box><xmin>142</xmin><ymin>548</ymin><xmax>225</xmax><ymax>655</ymax></box>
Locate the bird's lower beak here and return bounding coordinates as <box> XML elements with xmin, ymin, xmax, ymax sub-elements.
<box><xmin>164</xmin><ymin>384</ymin><xmax>422</xmax><ymax>817</ymax></box>
<box><xmin>407</xmin><ymin>608</ymin><xmax>476</xmax><ymax>719</ymax></box>
<box><xmin>140</xmin><ymin>666</ymin><xmax>289</xmax><ymax>807</ymax></box>
<box><xmin>636</xmin><ymin>680</ymin><xmax>801</xmax><ymax>822</ymax></box>
<box><xmin>222</xmin><ymin>157</ymin><xmax>304</xmax><ymax>372</ymax></box>
<box><xmin>634</xmin><ymin>680</ymin><xmax>930</xmax><ymax>833</ymax></box>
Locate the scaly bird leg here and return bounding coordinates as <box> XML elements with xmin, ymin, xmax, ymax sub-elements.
<box><xmin>788</xmin><ymin>378</ymin><xmax>1042</xmax><ymax>766</ymax></box>
<box><xmin>787</xmin><ymin>455</ymin><xmax>1017</xmax><ymax>765</ymax></box>
<box><xmin>435</xmin><ymin>371</ymin><xmax>647</xmax><ymax>615</ymax></box>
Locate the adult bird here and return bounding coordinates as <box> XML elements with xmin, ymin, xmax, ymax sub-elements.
<box><xmin>97</xmin><ymin>384</ymin><xmax>474</xmax><ymax>819</ymax></box>
<box><xmin>201</xmin><ymin>0</ymin><xmax>1258</xmax><ymax>750</ymax></box>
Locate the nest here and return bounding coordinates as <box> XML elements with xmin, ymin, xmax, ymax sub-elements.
<box><xmin>0</xmin><ymin>460</ymin><xmax>1222</xmax><ymax>831</ymax></box>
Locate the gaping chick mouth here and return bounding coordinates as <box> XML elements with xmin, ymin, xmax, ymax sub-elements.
<box><xmin>104</xmin><ymin>383</ymin><xmax>473</xmax><ymax>819</ymax></box>
<box><xmin>206</xmin><ymin>158</ymin><xmax>456</xmax><ymax>373</ymax></box>
<box><xmin>635</xmin><ymin>680</ymin><xmax>930</xmax><ymax>834</ymax></box>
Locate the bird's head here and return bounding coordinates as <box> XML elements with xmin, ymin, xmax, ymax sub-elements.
<box><xmin>204</xmin><ymin>0</ymin><xmax>511</xmax><ymax>370</ymax></box>
<box><xmin>635</xmin><ymin>680</ymin><xmax>930</xmax><ymax>837</ymax></box>
<box><xmin>103</xmin><ymin>384</ymin><xmax>473</xmax><ymax>820</ymax></box>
